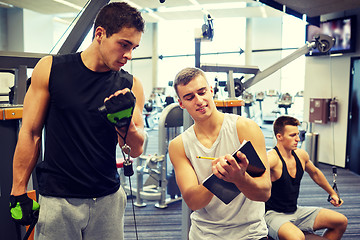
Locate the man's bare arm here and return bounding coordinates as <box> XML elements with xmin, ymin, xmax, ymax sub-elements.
<box><xmin>213</xmin><ymin>117</ymin><xmax>271</xmax><ymax>202</ymax></box>
<box><xmin>11</xmin><ymin>56</ymin><xmax>52</xmax><ymax>196</ymax></box>
<box><xmin>300</xmin><ymin>150</ymin><xmax>342</xmax><ymax>206</ymax></box>
<box><xmin>169</xmin><ymin>136</ymin><xmax>213</xmax><ymax>210</ymax></box>
<box><xmin>116</xmin><ymin>76</ymin><xmax>145</xmax><ymax>158</ymax></box>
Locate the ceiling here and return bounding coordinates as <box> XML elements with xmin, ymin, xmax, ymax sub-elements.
<box><xmin>269</xmin><ymin>0</ymin><xmax>360</xmax><ymax>18</ymax></box>
<box><xmin>0</xmin><ymin>0</ymin><xmax>360</xmax><ymax>24</ymax></box>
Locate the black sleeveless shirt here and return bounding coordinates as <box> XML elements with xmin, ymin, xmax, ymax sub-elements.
<box><xmin>265</xmin><ymin>146</ymin><xmax>304</xmax><ymax>213</ymax></box>
<box><xmin>36</xmin><ymin>52</ymin><xmax>133</xmax><ymax>198</ymax></box>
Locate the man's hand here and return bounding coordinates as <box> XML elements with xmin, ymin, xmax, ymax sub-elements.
<box><xmin>99</xmin><ymin>89</ymin><xmax>136</xmax><ymax>129</ymax></box>
<box><xmin>9</xmin><ymin>193</ymin><xmax>40</xmax><ymax>226</ymax></box>
<box><xmin>328</xmin><ymin>194</ymin><xmax>343</xmax><ymax>207</ymax></box>
<box><xmin>212</xmin><ymin>152</ymin><xmax>249</xmax><ymax>183</ymax></box>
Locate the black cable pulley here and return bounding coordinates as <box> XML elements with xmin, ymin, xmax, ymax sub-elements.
<box><xmin>314</xmin><ymin>34</ymin><xmax>336</xmax><ymax>53</ymax></box>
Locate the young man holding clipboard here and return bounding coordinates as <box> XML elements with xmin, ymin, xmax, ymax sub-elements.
<box><xmin>168</xmin><ymin>67</ymin><xmax>271</xmax><ymax>239</ymax></box>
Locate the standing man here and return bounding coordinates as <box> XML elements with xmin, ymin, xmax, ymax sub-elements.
<box><xmin>9</xmin><ymin>2</ymin><xmax>145</xmax><ymax>239</ymax></box>
<box><xmin>265</xmin><ymin>115</ymin><xmax>348</xmax><ymax>240</ymax></box>
<box><xmin>168</xmin><ymin>67</ymin><xmax>271</xmax><ymax>239</ymax></box>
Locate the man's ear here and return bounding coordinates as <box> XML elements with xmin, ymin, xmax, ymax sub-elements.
<box><xmin>210</xmin><ymin>86</ymin><xmax>214</xmax><ymax>97</ymax></box>
<box><xmin>94</xmin><ymin>26</ymin><xmax>106</xmax><ymax>41</ymax></box>
<box><xmin>276</xmin><ymin>133</ymin><xmax>282</xmax><ymax>141</ymax></box>
<box><xmin>178</xmin><ymin>98</ymin><xmax>185</xmax><ymax>109</ymax></box>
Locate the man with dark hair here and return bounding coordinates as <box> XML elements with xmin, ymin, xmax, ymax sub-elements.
<box><xmin>265</xmin><ymin>115</ymin><xmax>348</xmax><ymax>240</ymax></box>
<box><xmin>169</xmin><ymin>67</ymin><xmax>271</xmax><ymax>239</ymax></box>
<box><xmin>93</xmin><ymin>2</ymin><xmax>145</xmax><ymax>38</ymax></box>
<box><xmin>9</xmin><ymin>2</ymin><xmax>145</xmax><ymax>239</ymax></box>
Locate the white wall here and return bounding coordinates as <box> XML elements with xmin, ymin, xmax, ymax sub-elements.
<box><xmin>0</xmin><ymin>8</ymin><xmax>7</xmax><ymax>50</ymax></box>
<box><xmin>23</xmin><ymin>9</ymin><xmax>53</xmax><ymax>53</ymax></box>
<box><xmin>304</xmin><ymin>8</ymin><xmax>360</xmax><ymax>168</ymax></box>
<box><xmin>7</xmin><ymin>7</ymin><xmax>24</xmax><ymax>52</ymax></box>
<box><xmin>123</xmin><ymin>23</ymin><xmax>154</xmax><ymax>100</ymax></box>
<box><xmin>304</xmin><ymin>57</ymin><xmax>351</xmax><ymax>167</ymax></box>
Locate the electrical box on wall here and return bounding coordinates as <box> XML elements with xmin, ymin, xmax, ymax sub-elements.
<box><xmin>309</xmin><ymin>98</ymin><xmax>331</xmax><ymax>124</ymax></box>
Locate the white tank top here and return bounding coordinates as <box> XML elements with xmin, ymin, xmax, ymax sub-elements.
<box><xmin>182</xmin><ymin>113</ymin><xmax>268</xmax><ymax>239</ymax></box>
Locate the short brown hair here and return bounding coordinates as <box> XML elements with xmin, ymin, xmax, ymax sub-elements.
<box><xmin>173</xmin><ymin>67</ymin><xmax>207</xmax><ymax>97</ymax></box>
<box><xmin>94</xmin><ymin>2</ymin><xmax>145</xmax><ymax>38</ymax></box>
<box><xmin>273</xmin><ymin>115</ymin><xmax>300</xmax><ymax>135</ymax></box>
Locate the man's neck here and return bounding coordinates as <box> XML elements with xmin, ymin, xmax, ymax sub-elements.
<box><xmin>193</xmin><ymin>110</ymin><xmax>224</xmax><ymax>145</ymax></box>
<box><xmin>276</xmin><ymin>144</ymin><xmax>293</xmax><ymax>159</ymax></box>
<box><xmin>81</xmin><ymin>44</ymin><xmax>110</xmax><ymax>72</ymax></box>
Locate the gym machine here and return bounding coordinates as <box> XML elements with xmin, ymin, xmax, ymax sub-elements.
<box><xmin>292</xmin><ymin>90</ymin><xmax>305</xmax><ymax>121</ymax></box>
<box><xmin>201</xmin><ymin>34</ymin><xmax>335</xmax><ymax>99</ymax></box>
<box><xmin>255</xmin><ymin>91</ymin><xmax>265</xmax><ymax>126</ymax></box>
<box><xmin>262</xmin><ymin>89</ymin><xmax>279</xmax><ymax>122</ymax></box>
<box><xmin>242</xmin><ymin>91</ymin><xmax>255</xmax><ymax>118</ymax></box>
<box><xmin>120</xmin><ymin>103</ymin><xmax>183</xmax><ymax>208</ymax></box>
<box><xmin>277</xmin><ymin>92</ymin><xmax>293</xmax><ymax>115</ymax></box>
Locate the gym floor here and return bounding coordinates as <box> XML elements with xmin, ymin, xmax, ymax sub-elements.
<box><xmin>121</xmin><ymin>121</ymin><xmax>360</xmax><ymax>240</ymax></box>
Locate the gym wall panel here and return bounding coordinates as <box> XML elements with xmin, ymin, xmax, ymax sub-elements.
<box><xmin>23</xmin><ymin>9</ymin><xmax>53</xmax><ymax>54</ymax></box>
<box><xmin>303</xmin><ymin>5</ymin><xmax>360</xmax><ymax>168</ymax></box>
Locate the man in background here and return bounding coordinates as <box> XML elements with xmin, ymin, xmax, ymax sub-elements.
<box><xmin>265</xmin><ymin>115</ymin><xmax>348</xmax><ymax>240</ymax></box>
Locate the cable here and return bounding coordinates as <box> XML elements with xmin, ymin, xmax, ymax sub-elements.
<box><xmin>117</xmin><ymin>129</ymin><xmax>139</xmax><ymax>240</ymax></box>
<box><xmin>329</xmin><ymin>55</ymin><xmax>336</xmax><ymax>167</ymax></box>
<box><xmin>128</xmin><ymin>176</ymin><xmax>139</xmax><ymax>240</ymax></box>
<box><xmin>98</xmin><ymin>92</ymin><xmax>139</xmax><ymax>239</ymax></box>
<box><xmin>99</xmin><ymin>108</ymin><xmax>140</xmax><ymax>239</ymax></box>
<box><xmin>327</xmin><ymin>53</ymin><xmax>342</xmax><ymax>205</ymax></box>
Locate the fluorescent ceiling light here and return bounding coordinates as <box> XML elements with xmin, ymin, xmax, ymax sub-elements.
<box><xmin>124</xmin><ymin>1</ymin><xmax>164</xmax><ymax>21</ymax></box>
<box><xmin>188</xmin><ymin>0</ymin><xmax>200</xmax><ymax>6</ymax></box>
<box><xmin>53</xmin><ymin>0</ymin><xmax>83</xmax><ymax>11</ymax></box>
<box><xmin>157</xmin><ymin>2</ymin><xmax>246</xmax><ymax>13</ymax></box>
<box><xmin>122</xmin><ymin>0</ymin><xmax>142</xmax><ymax>10</ymax></box>
<box><xmin>144</xmin><ymin>7</ymin><xmax>164</xmax><ymax>21</ymax></box>
<box><xmin>330</xmin><ymin>53</ymin><xmax>343</xmax><ymax>57</ymax></box>
<box><xmin>0</xmin><ymin>1</ymin><xmax>13</xmax><ymax>8</ymax></box>
<box><xmin>260</xmin><ymin>6</ymin><xmax>267</xmax><ymax>18</ymax></box>
<box><xmin>53</xmin><ymin>16</ymin><xmax>71</xmax><ymax>24</ymax></box>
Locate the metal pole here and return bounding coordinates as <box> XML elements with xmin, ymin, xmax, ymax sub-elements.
<box><xmin>243</xmin><ymin>42</ymin><xmax>316</xmax><ymax>89</ymax></box>
<box><xmin>13</xmin><ymin>65</ymin><xmax>27</xmax><ymax>105</ymax></box>
<box><xmin>195</xmin><ymin>39</ymin><xmax>201</xmax><ymax>68</ymax></box>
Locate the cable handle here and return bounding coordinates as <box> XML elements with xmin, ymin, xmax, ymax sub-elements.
<box><xmin>327</xmin><ymin>166</ymin><xmax>342</xmax><ymax>205</ymax></box>
<box><xmin>122</xmin><ymin>144</ymin><xmax>134</xmax><ymax>177</ymax></box>
<box><xmin>120</xmin><ymin>144</ymin><xmax>139</xmax><ymax>240</ymax></box>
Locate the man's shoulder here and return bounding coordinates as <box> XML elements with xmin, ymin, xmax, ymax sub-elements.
<box><xmin>51</xmin><ymin>53</ymin><xmax>80</xmax><ymax>69</ymax></box>
<box><xmin>268</xmin><ymin>149</ymin><xmax>281</xmax><ymax>167</ymax></box>
<box><xmin>168</xmin><ymin>134</ymin><xmax>185</xmax><ymax>158</ymax></box>
<box><xmin>169</xmin><ymin>133</ymin><xmax>183</xmax><ymax>147</ymax></box>
<box><xmin>235</xmin><ymin>115</ymin><xmax>259</xmax><ymax>129</ymax></box>
<box><xmin>235</xmin><ymin>116</ymin><xmax>264</xmax><ymax>143</ymax></box>
<box><xmin>53</xmin><ymin>52</ymin><xmax>78</xmax><ymax>61</ymax></box>
<box><xmin>267</xmin><ymin>148</ymin><xmax>278</xmax><ymax>157</ymax></box>
<box><xmin>293</xmin><ymin>148</ymin><xmax>309</xmax><ymax>159</ymax></box>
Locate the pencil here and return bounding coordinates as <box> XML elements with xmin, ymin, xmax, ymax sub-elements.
<box><xmin>196</xmin><ymin>156</ymin><xmax>216</xmax><ymax>160</ymax></box>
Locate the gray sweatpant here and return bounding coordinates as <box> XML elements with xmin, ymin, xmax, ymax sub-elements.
<box><xmin>34</xmin><ymin>187</ymin><xmax>127</xmax><ymax>240</ymax></box>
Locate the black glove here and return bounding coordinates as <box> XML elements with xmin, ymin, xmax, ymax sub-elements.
<box><xmin>98</xmin><ymin>91</ymin><xmax>136</xmax><ymax>129</ymax></box>
<box><xmin>9</xmin><ymin>193</ymin><xmax>40</xmax><ymax>226</ymax></box>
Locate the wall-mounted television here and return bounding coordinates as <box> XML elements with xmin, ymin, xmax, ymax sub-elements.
<box><xmin>306</xmin><ymin>16</ymin><xmax>356</xmax><ymax>56</ymax></box>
